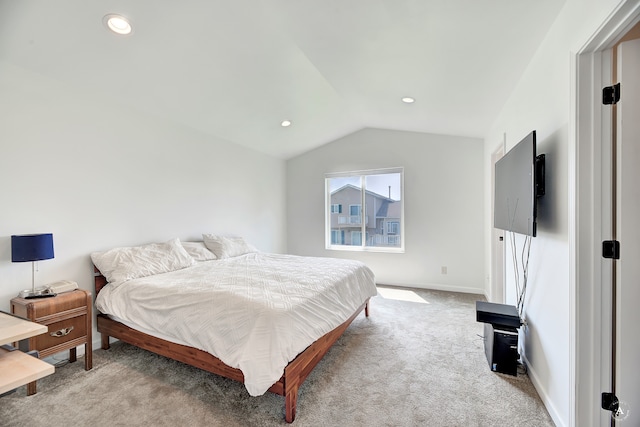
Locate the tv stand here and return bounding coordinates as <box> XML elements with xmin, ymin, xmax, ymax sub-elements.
<box><xmin>476</xmin><ymin>301</ymin><xmax>522</xmax><ymax>376</ymax></box>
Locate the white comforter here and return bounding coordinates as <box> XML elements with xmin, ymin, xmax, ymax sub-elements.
<box><xmin>95</xmin><ymin>253</ymin><xmax>377</xmax><ymax>396</ymax></box>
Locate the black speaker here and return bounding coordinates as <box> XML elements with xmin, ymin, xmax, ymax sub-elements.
<box><xmin>484</xmin><ymin>323</ymin><xmax>519</xmax><ymax>376</ymax></box>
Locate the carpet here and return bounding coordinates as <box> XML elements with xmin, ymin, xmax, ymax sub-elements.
<box><xmin>0</xmin><ymin>287</ymin><xmax>554</xmax><ymax>426</ymax></box>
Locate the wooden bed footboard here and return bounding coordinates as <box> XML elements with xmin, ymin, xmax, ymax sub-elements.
<box><xmin>94</xmin><ymin>266</ymin><xmax>369</xmax><ymax>423</ymax></box>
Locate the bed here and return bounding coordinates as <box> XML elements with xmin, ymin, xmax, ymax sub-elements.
<box><xmin>92</xmin><ymin>237</ymin><xmax>377</xmax><ymax>423</ymax></box>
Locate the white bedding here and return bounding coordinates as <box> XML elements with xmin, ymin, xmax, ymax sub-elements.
<box><xmin>95</xmin><ymin>252</ymin><xmax>377</xmax><ymax>396</ymax></box>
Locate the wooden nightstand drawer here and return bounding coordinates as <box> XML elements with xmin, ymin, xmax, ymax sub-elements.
<box><xmin>33</xmin><ymin>314</ymin><xmax>87</xmax><ymax>352</ymax></box>
<box><xmin>17</xmin><ymin>295</ymin><xmax>88</xmax><ymax>320</ymax></box>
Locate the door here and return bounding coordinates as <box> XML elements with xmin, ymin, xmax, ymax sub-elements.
<box><xmin>491</xmin><ymin>144</ymin><xmax>505</xmax><ymax>303</ymax></box>
<box><xmin>610</xmin><ymin>37</ymin><xmax>640</xmax><ymax>425</ymax></box>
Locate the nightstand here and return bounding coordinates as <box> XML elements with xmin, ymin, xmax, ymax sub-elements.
<box><xmin>11</xmin><ymin>289</ymin><xmax>92</xmax><ymax>395</ymax></box>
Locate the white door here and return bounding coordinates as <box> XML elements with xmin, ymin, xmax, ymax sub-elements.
<box><xmin>491</xmin><ymin>145</ymin><xmax>505</xmax><ymax>303</ymax></box>
<box><xmin>612</xmin><ymin>37</ymin><xmax>640</xmax><ymax>425</ymax></box>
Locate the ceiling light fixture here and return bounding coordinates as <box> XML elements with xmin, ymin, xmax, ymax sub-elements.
<box><xmin>281</xmin><ymin>120</ymin><xmax>292</xmax><ymax>127</ymax></box>
<box><xmin>402</xmin><ymin>97</ymin><xmax>415</xmax><ymax>104</ymax></box>
<box><xmin>104</xmin><ymin>14</ymin><xmax>132</xmax><ymax>35</ymax></box>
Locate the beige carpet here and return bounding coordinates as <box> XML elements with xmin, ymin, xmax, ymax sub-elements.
<box><xmin>0</xmin><ymin>287</ymin><xmax>554</xmax><ymax>426</ymax></box>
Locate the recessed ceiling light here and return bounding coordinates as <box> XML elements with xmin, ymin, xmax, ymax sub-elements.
<box><xmin>402</xmin><ymin>97</ymin><xmax>415</xmax><ymax>104</ymax></box>
<box><xmin>104</xmin><ymin>14</ymin><xmax>132</xmax><ymax>35</ymax></box>
<box><xmin>281</xmin><ymin>120</ymin><xmax>292</xmax><ymax>127</ymax></box>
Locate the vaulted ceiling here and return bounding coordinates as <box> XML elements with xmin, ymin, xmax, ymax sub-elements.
<box><xmin>0</xmin><ymin>1</ymin><xmax>566</xmax><ymax>158</ymax></box>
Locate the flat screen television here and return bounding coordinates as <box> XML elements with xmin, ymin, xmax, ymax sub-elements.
<box><xmin>494</xmin><ymin>130</ymin><xmax>545</xmax><ymax>237</ymax></box>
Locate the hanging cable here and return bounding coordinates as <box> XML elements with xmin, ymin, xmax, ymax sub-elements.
<box><xmin>517</xmin><ymin>235</ymin><xmax>532</xmax><ymax>318</ymax></box>
<box><xmin>508</xmin><ymin>231</ymin><xmax>532</xmax><ymax>319</ymax></box>
<box><xmin>509</xmin><ymin>231</ymin><xmax>520</xmax><ymax>307</ymax></box>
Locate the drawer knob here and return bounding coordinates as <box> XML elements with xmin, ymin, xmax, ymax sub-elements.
<box><xmin>50</xmin><ymin>326</ymin><xmax>74</xmax><ymax>337</ymax></box>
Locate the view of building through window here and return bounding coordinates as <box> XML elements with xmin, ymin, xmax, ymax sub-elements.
<box><xmin>326</xmin><ymin>168</ymin><xmax>403</xmax><ymax>251</ymax></box>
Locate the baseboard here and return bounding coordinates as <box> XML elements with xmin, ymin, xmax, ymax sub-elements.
<box><xmin>43</xmin><ymin>345</ymin><xmax>88</xmax><ymax>365</ymax></box>
<box><xmin>376</xmin><ymin>282</ymin><xmax>484</xmax><ymax>295</ymax></box>
<box><xmin>522</xmin><ymin>354</ymin><xmax>566</xmax><ymax>427</ymax></box>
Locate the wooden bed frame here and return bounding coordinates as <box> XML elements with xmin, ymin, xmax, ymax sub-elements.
<box><xmin>94</xmin><ymin>267</ymin><xmax>370</xmax><ymax>423</ymax></box>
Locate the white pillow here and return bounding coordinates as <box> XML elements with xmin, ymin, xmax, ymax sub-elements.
<box><xmin>91</xmin><ymin>238</ymin><xmax>195</xmax><ymax>284</ymax></box>
<box><xmin>180</xmin><ymin>241</ymin><xmax>217</xmax><ymax>262</ymax></box>
<box><xmin>202</xmin><ymin>234</ymin><xmax>257</xmax><ymax>259</ymax></box>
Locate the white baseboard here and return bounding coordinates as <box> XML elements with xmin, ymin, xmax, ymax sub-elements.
<box><xmin>43</xmin><ymin>345</ymin><xmax>87</xmax><ymax>365</ymax></box>
<box><xmin>376</xmin><ymin>282</ymin><xmax>484</xmax><ymax>295</ymax></box>
<box><xmin>522</xmin><ymin>354</ymin><xmax>566</xmax><ymax>427</ymax></box>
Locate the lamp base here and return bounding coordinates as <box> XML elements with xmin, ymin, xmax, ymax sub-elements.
<box><xmin>18</xmin><ymin>287</ymin><xmax>56</xmax><ymax>299</ymax></box>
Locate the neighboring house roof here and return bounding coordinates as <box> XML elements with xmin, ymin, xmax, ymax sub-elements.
<box><xmin>331</xmin><ymin>184</ymin><xmax>396</xmax><ymax>202</ymax></box>
<box><xmin>376</xmin><ymin>200</ymin><xmax>401</xmax><ymax>219</ymax></box>
<box><xmin>381</xmin><ymin>201</ymin><xmax>401</xmax><ymax>219</ymax></box>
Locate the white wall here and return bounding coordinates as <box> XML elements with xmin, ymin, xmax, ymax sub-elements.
<box><xmin>287</xmin><ymin>128</ymin><xmax>484</xmax><ymax>294</ymax></box>
<box><xmin>0</xmin><ymin>60</ymin><xmax>287</xmax><ymax>317</ymax></box>
<box><xmin>483</xmin><ymin>1</ymin><xmax>624</xmax><ymax>426</ymax></box>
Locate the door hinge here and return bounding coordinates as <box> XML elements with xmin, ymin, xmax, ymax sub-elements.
<box><xmin>603</xmin><ymin>83</ymin><xmax>621</xmax><ymax>105</ymax></box>
<box><xmin>602</xmin><ymin>392</ymin><xmax>619</xmax><ymax>412</ymax></box>
<box><xmin>602</xmin><ymin>240</ymin><xmax>620</xmax><ymax>259</ymax></box>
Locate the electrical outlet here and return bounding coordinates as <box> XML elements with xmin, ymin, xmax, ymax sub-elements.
<box><xmin>441</xmin><ymin>266</ymin><xmax>447</xmax><ymax>274</ymax></box>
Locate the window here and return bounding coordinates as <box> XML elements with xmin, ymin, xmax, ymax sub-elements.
<box><xmin>331</xmin><ymin>230</ymin><xmax>345</xmax><ymax>244</ymax></box>
<box><xmin>351</xmin><ymin>231</ymin><xmax>362</xmax><ymax>246</ymax></box>
<box><xmin>325</xmin><ymin>167</ymin><xmax>404</xmax><ymax>252</ymax></box>
<box><xmin>349</xmin><ymin>205</ymin><xmax>362</xmax><ymax>224</ymax></box>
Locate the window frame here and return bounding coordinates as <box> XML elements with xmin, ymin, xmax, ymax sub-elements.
<box><xmin>325</xmin><ymin>167</ymin><xmax>405</xmax><ymax>253</ymax></box>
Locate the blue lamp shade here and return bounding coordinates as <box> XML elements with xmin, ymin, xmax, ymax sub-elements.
<box><xmin>11</xmin><ymin>234</ymin><xmax>55</xmax><ymax>262</ymax></box>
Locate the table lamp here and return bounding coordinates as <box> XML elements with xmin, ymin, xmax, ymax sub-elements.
<box><xmin>11</xmin><ymin>233</ymin><xmax>55</xmax><ymax>298</ymax></box>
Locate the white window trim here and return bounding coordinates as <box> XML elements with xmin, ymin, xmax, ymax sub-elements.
<box><xmin>325</xmin><ymin>167</ymin><xmax>405</xmax><ymax>253</ymax></box>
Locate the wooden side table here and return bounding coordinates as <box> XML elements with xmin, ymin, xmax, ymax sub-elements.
<box><xmin>0</xmin><ymin>312</ymin><xmax>55</xmax><ymax>395</ymax></box>
<box><xmin>11</xmin><ymin>289</ymin><xmax>92</xmax><ymax>395</ymax></box>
